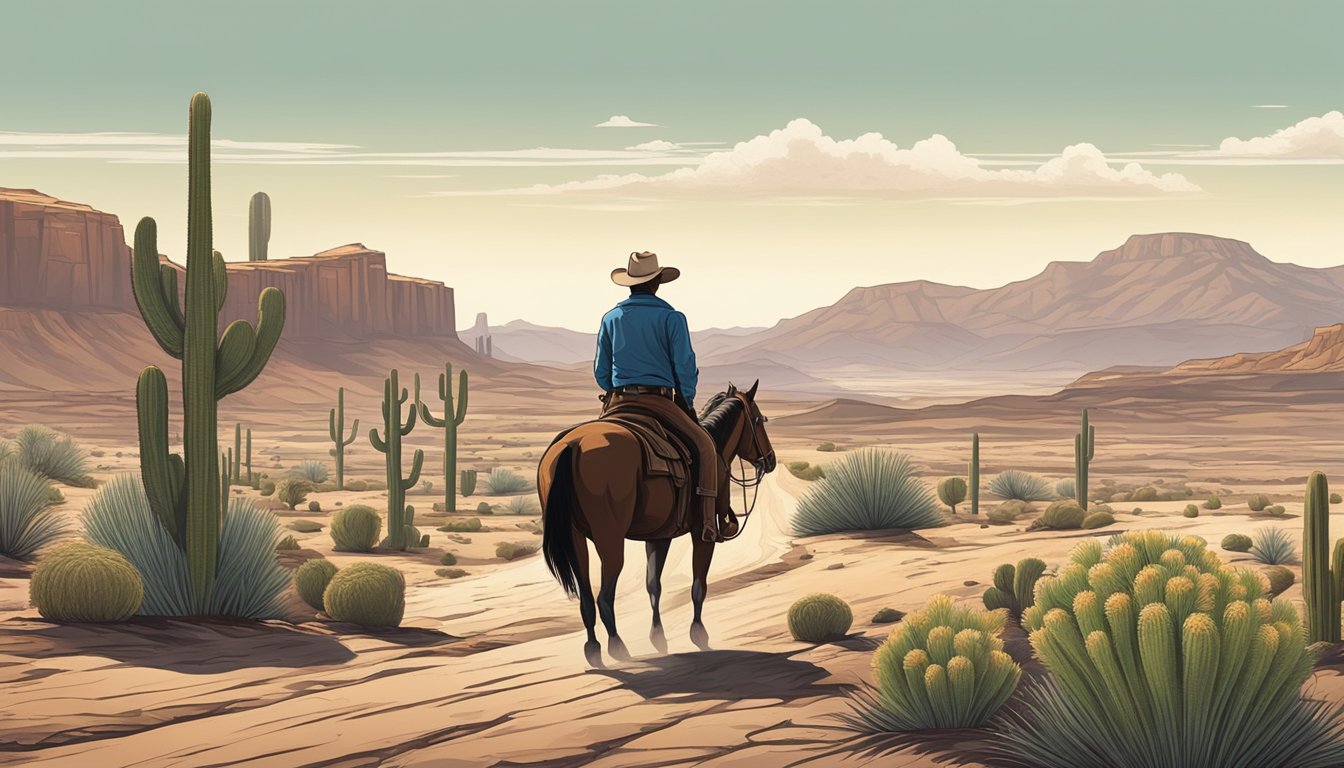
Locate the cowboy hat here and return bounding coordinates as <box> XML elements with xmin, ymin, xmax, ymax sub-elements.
<box><xmin>611</xmin><ymin>251</ymin><xmax>680</xmax><ymax>287</ymax></box>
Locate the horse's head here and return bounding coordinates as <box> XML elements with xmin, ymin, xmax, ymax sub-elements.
<box><xmin>725</xmin><ymin>379</ymin><xmax>776</xmax><ymax>475</ymax></box>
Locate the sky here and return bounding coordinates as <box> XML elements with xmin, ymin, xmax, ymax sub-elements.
<box><xmin>1</xmin><ymin>1</ymin><xmax>1342</xmax><ymax>331</ymax></box>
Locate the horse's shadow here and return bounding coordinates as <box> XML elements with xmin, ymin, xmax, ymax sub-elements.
<box><xmin>590</xmin><ymin>649</ymin><xmax>848</xmax><ymax>703</ymax></box>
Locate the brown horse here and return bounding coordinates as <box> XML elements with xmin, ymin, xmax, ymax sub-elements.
<box><xmin>538</xmin><ymin>381</ymin><xmax>776</xmax><ymax>667</ymax></box>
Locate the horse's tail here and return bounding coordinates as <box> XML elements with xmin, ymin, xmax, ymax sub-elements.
<box><xmin>542</xmin><ymin>443</ymin><xmax>581</xmax><ymax>598</ymax></box>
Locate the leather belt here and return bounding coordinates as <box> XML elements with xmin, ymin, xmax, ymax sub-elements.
<box><xmin>614</xmin><ymin>385</ymin><xmax>673</xmax><ymax>398</ymax></box>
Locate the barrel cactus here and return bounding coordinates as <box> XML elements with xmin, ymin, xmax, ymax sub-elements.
<box><xmin>29</xmin><ymin>543</ymin><xmax>143</xmax><ymax>622</ymax></box>
<box><xmin>1248</xmin><ymin>494</ymin><xmax>1271</xmax><ymax>512</ymax></box>
<box><xmin>995</xmin><ymin>529</ymin><xmax>1344</xmax><ymax>768</ymax></box>
<box><xmin>845</xmin><ymin>594</ymin><xmax>1020</xmax><ymax>731</ymax></box>
<box><xmin>1222</xmin><ymin>533</ymin><xmax>1253</xmax><ymax>552</ymax></box>
<box><xmin>330</xmin><ymin>504</ymin><xmax>382</xmax><ymax>552</ymax></box>
<box><xmin>787</xmin><ymin>593</ymin><xmax>853</xmax><ymax>642</ymax></box>
<box><xmin>1030</xmin><ymin>500</ymin><xmax>1084</xmax><ymax>531</ymax></box>
<box><xmin>1081</xmin><ymin>510</ymin><xmax>1115</xmax><ymax>529</ymax></box>
<box><xmin>322</xmin><ymin>562</ymin><xmax>405</xmax><ymax>627</ymax></box>
<box><xmin>294</xmin><ymin>558</ymin><xmax>339</xmax><ymax>611</ymax></box>
<box><xmin>937</xmin><ymin>477</ymin><xmax>967</xmax><ymax>514</ymax></box>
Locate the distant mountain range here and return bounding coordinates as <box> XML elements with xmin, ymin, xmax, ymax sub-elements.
<box><xmin>493</xmin><ymin>233</ymin><xmax>1344</xmax><ymax>374</ymax></box>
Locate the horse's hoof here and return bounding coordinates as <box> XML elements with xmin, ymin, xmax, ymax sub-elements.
<box><xmin>584</xmin><ymin>641</ymin><xmax>605</xmax><ymax>669</ymax></box>
<box><xmin>650</xmin><ymin>627</ymin><xmax>669</xmax><ymax>655</ymax></box>
<box><xmin>609</xmin><ymin>636</ymin><xmax>632</xmax><ymax>662</ymax></box>
<box><xmin>690</xmin><ymin>622</ymin><xmax>711</xmax><ymax>651</ymax></box>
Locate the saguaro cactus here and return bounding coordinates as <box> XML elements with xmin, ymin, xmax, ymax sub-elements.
<box><xmin>1303</xmin><ymin>471</ymin><xmax>1342</xmax><ymax>643</ymax></box>
<box><xmin>969</xmin><ymin>433</ymin><xmax>980</xmax><ymax>516</ymax></box>
<box><xmin>232</xmin><ymin>423</ymin><xmax>242</xmax><ymax>481</ymax></box>
<box><xmin>131</xmin><ymin>92</ymin><xmax>286</xmax><ymax>599</ymax></box>
<box><xmin>249</xmin><ymin>192</ymin><xmax>271</xmax><ymax>261</ymax></box>
<box><xmin>1074</xmin><ymin>409</ymin><xmax>1094</xmax><ymax>509</ymax></box>
<box><xmin>370</xmin><ymin>369</ymin><xmax>424</xmax><ymax>550</ymax></box>
<box><xmin>460</xmin><ymin>469</ymin><xmax>478</xmax><ymax>497</ymax></box>
<box><xmin>245</xmin><ymin>427</ymin><xmax>253</xmax><ymax>485</ymax></box>
<box><xmin>329</xmin><ymin>387</ymin><xmax>360</xmax><ymax>490</ymax></box>
<box><xmin>415</xmin><ymin>363</ymin><xmax>468</xmax><ymax>513</ymax></box>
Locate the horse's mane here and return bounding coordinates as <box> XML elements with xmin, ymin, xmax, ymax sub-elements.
<box><xmin>699</xmin><ymin>389</ymin><xmax>744</xmax><ymax>449</ymax></box>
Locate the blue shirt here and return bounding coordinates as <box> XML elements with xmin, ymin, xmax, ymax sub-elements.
<box><xmin>595</xmin><ymin>294</ymin><xmax>699</xmax><ymax>408</ymax></box>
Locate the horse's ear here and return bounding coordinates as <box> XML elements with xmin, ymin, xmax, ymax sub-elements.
<box><xmin>726</xmin><ymin>382</ymin><xmax>737</xmax><ymax>396</ymax></box>
<box><xmin>746</xmin><ymin>379</ymin><xmax>759</xmax><ymax>399</ymax></box>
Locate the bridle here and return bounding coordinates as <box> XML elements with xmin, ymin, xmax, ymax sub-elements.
<box><xmin>721</xmin><ymin>393</ymin><xmax>774</xmax><ymax>542</ymax></box>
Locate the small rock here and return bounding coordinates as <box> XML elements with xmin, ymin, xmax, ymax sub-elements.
<box><xmin>799</xmin><ymin>553</ymin><xmax>813</xmax><ymax>561</ymax></box>
<box><xmin>872</xmin><ymin>608</ymin><xmax>905</xmax><ymax>624</ymax></box>
<box><xmin>980</xmin><ymin>523</ymin><xmax>989</xmax><ymax>529</ymax></box>
<box><xmin>963</xmin><ymin>580</ymin><xmax>978</xmax><ymax>587</ymax></box>
<box><xmin>825</xmin><ymin>562</ymin><xmax>845</xmax><ymax>571</ymax></box>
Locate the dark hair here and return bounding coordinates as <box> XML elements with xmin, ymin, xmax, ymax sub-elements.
<box><xmin>630</xmin><ymin>279</ymin><xmax>659</xmax><ymax>295</ymax></box>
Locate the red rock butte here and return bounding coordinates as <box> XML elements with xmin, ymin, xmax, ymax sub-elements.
<box><xmin>0</xmin><ymin>188</ymin><xmax>456</xmax><ymax>340</ymax></box>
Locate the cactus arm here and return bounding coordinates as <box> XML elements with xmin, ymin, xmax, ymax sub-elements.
<box><xmin>370</xmin><ymin>427</ymin><xmax>387</xmax><ymax>453</ymax></box>
<box><xmin>214</xmin><ymin>288</ymin><xmax>286</xmax><ymax>397</ymax></box>
<box><xmin>136</xmin><ymin>366</ymin><xmax>186</xmax><ymax>544</ymax></box>
<box><xmin>130</xmin><ymin>217</ymin><xmax>185</xmax><ymax>357</ymax></box>
<box><xmin>402</xmin><ymin>448</ymin><xmax>424</xmax><ymax>490</ymax></box>
<box><xmin>215</xmin><ymin>320</ymin><xmax>257</xmax><ymax>395</ymax></box>
<box><xmin>415</xmin><ymin>373</ymin><xmax>446</xmax><ymax>427</ymax></box>
<box><xmin>453</xmin><ymin>368</ymin><xmax>469</xmax><ymax>425</ymax></box>
<box><xmin>212</xmin><ymin>250</ymin><xmax>228</xmax><ymax>312</ymax></box>
<box><xmin>401</xmin><ymin>403</ymin><xmax>418</xmax><ymax>435</ymax></box>
<box><xmin>158</xmin><ymin>264</ymin><xmax>184</xmax><ymax>328</ymax></box>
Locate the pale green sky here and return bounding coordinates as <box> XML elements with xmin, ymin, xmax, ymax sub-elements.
<box><xmin>1</xmin><ymin>1</ymin><xmax>1341</xmax><ymax>330</ymax></box>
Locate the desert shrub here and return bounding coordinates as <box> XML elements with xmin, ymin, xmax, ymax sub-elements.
<box><xmin>1266</xmin><ymin>504</ymin><xmax>1286</xmax><ymax>517</ymax></box>
<box><xmin>496</xmin><ymin>541</ymin><xmax>538</xmax><ymax>561</ymax></box>
<box><xmin>292</xmin><ymin>460</ymin><xmax>329</xmax><ymax>484</ymax></box>
<box><xmin>787</xmin><ymin>593</ymin><xmax>853</xmax><ymax>642</ymax></box>
<box><xmin>14</xmin><ymin>425</ymin><xmax>95</xmax><ymax>487</ymax></box>
<box><xmin>0</xmin><ymin>462</ymin><xmax>68</xmax><ymax>560</ymax></box>
<box><xmin>277</xmin><ymin>479</ymin><xmax>313</xmax><ymax>510</ymax></box>
<box><xmin>307</xmin><ymin>500</ymin><xmax>321</xmax><ymax>513</ymax></box>
<box><xmin>1054</xmin><ymin>478</ymin><xmax>1076</xmax><ymax>500</ymax></box>
<box><xmin>330</xmin><ymin>505</ymin><xmax>382</xmax><ymax>552</ymax></box>
<box><xmin>287</xmin><ymin>519</ymin><xmax>323</xmax><ymax>533</ymax></box>
<box><xmin>345</xmin><ymin>479</ymin><xmax>369</xmax><ymax>492</ymax></box>
<box><xmin>817</xmin><ymin>442</ymin><xmax>838</xmax><ymax>452</ymax></box>
<box><xmin>439</xmin><ymin>552</ymin><xmax>457</xmax><ymax>566</ymax></box>
<box><xmin>484</xmin><ymin>468</ymin><xmax>530</xmax><ymax>495</ymax></box>
<box><xmin>294</xmin><ymin>559</ymin><xmax>339</xmax><ymax>611</ymax></box>
<box><xmin>1251</xmin><ymin>527</ymin><xmax>1297</xmax><ymax>565</ymax></box>
<box><xmin>1332</xmin><ymin>493</ymin><xmax>1342</xmax><ymax>505</ymax></box>
<box><xmin>322</xmin><ymin>562</ymin><xmax>405</xmax><ymax>627</ymax></box>
<box><xmin>276</xmin><ymin>534</ymin><xmax>300</xmax><ymax>550</ymax></box>
<box><xmin>1264</xmin><ymin>565</ymin><xmax>1296</xmax><ymax>596</ymax></box>
<box><xmin>1203</xmin><ymin>495</ymin><xmax>1222</xmax><ymax>510</ymax></box>
<box><xmin>982</xmin><ymin>558</ymin><xmax>1046</xmax><ymax>622</ymax></box>
<box><xmin>1130</xmin><ymin>486</ymin><xmax>1159</xmax><ymax>502</ymax></box>
<box><xmin>1222</xmin><ymin>533</ymin><xmax>1253</xmax><ymax>552</ymax></box>
<box><xmin>1031</xmin><ymin>500</ymin><xmax>1084</xmax><ymax>531</ymax></box>
<box><xmin>46</xmin><ymin>486</ymin><xmax>66</xmax><ymax>504</ymax></box>
<box><xmin>989</xmin><ymin>470</ymin><xmax>1054</xmax><ymax>502</ymax></box>
<box><xmin>83</xmin><ymin>475</ymin><xmax>288</xmax><ymax>618</ymax></box>
<box><xmin>1088</xmin><ymin>503</ymin><xmax>1113</xmax><ymax>514</ymax></box>
<box><xmin>436</xmin><ymin>567</ymin><xmax>468</xmax><ymax>579</ymax></box>
<box><xmin>506</xmin><ymin>495</ymin><xmax>539</xmax><ymax>515</ymax></box>
<box><xmin>438</xmin><ymin>517</ymin><xmax>483</xmax><ymax>533</ymax></box>
<box><xmin>937</xmin><ymin>477</ymin><xmax>968</xmax><ymax>513</ymax></box>
<box><xmin>786</xmin><ymin>461</ymin><xmax>825</xmax><ymax>482</ymax></box>
<box><xmin>843</xmin><ymin>594</ymin><xmax>1019</xmax><ymax>732</ymax></box>
<box><xmin>1183</xmin><ymin>504</ymin><xmax>1200</xmax><ymax>518</ymax></box>
<box><xmin>29</xmin><ymin>542</ymin><xmax>143</xmax><ymax>622</ymax></box>
<box><xmin>1110</xmin><ymin>491</ymin><xmax>1133</xmax><ymax>503</ymax></box>
<box><xmin>422</xmin><ymin>480</ymin><xmax>433</xmax><ymax>495</ymax></box>
<box><xmin>793</xmin><ymin>450</ymin><xmax>944</xmax><ymax>536</ymax></box>
<box><xmin>872</xmin><ymin>607</ymin><xmax>905</xmax><ymax>624</ymax></box>
<box><xmin>991</xmin><ymin>530</ymin><xmax>1344</xmax><ymax>768</ymax></box>
<box><xmin>1247</xmin><ymin>494</ymin><xmax>1271</xmax><ymax>512</ymax></box>
<box><xmin>1081</xmin><ymin>510</ymin><xmax>1115</xmax><ymax>529</ymax></box>
<box><xmin>259</xmin><ymin>479</ymin><xmax>276</xmax><ymax>496</ymax></box>
<box><xmin>987</xmin><ymin>500</ymin><xmax>1029</xmax><ymax>525</ymax></box>
<box><xmin>476</xmin><ymin>501</ymin><xmax>494</xmax><ymax>515</ymax></box>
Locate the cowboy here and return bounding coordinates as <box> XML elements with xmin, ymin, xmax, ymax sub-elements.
<box><xmin>595</xmin><ymin>251</ymin><xmax>730</xmax><ymax>542</ymax></box>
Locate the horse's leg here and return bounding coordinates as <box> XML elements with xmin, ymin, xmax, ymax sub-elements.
<box><xmin>596</xmin><ymin>535</ymin><xmax>631</xmax><ymax>661</ymax></box>
<box><xmin>645</xmin><ymin>539</ymin><xmax>672</xmax><ymax>654</ymax></box>
<box><xmin>689</xmin><ymin>537</ymin><xmax>715</xmax><ymax>650</ymax></box>
<box><xmin>573</xmin><ymin>529</ymin><xmax>603</xmax><ymax>668</ymax></box>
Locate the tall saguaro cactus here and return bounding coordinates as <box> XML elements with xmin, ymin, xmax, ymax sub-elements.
<box><xmin>370</xmin><ymin>369</ymin><xmax>424</xmax><ymax>550</ymax></box>
<box><xmin>969</xmin><ymin>432</ymin><xmax>980</xmax><ymax>516</ymax></box>
<box><xmin>1074</xmin><ymin>409</ymin><xmax>1094</xmax><ymax>509</ymax></box>
<box><xmin>328</xmin><ymin>387</ymin><xmax>360</xmax><ymax>490</ymax></box>
<box><xmin>1303</xmin><ymin>471</ymin><xmax>1343</xmax><ymax>643</ymax></box>
<box><xmin>416</xmin><ymin>363</ymin><xmax>468</xmax><ymax>514</ymax></box>
<box><xmin>249</xmin><ymin>192</ymin><xmax>271</xmax><ymax>261</ymax></box>
<box><xmin>131</xmin><ymin>92</ymin><xmax>287</xmax><ymax>600</ymax></box>
<box><xmin>233</xmin><ymin>423</ymin><xmax>242</xmax><ymax>481</ymax></box>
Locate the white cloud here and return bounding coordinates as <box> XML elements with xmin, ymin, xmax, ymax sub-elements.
<box><xmin>1197</xmin><ymin>111</ymin><xmax>1344</xmax><ymax>159</ymax></box>
<box><xmin>626</xmin><ymin>139</ymin><xmax>681</xmax><ymax>152</ymax></box>
<box><xmin>595</xmin><ymin>115</ymin><xmax>658</xmax><ymax>128</ymax></box>
<box><xmin>1252</xmin><ymin>104</ymin><xmax>1289</xmax><ymax>109</ymax></box>
<box><xmin>493</xmin><ymin>118</ymin><xmax>1200</xmax><ymax>198</ymax></box>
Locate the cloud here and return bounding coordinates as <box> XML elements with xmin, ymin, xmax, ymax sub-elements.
<box><xmin>626</xmin><ymin>139</ymin><xmax>681</xmax><ymax>152</ymax></box>
<box><xmin>595</xmin><ymin>115</ymin><xmax>658</xmax><ymax>128</ymax></box>
<box><xmin>492</xmin><ymin>119</ymin><xmax>1200</xmax><ymax>198</ymax></box>
<box><xmin>1252</xmin><ymin>104</ymin><xmax>1289</xmax><ymax>109</ymax></box>
<box><xmin>1196</xmin><ymin>111</ymin><xmax>1344</xmax><ymax>159</ymax></box>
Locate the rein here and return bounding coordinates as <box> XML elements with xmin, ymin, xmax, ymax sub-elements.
<box><xmin>720</xmin><ymin>394</ymin><xmax>772</xmax><ymax>542</ymax></box>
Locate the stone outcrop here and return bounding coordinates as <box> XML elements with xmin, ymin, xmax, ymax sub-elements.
<box><xmin>0</xmin><ymin>188</ymin><xmax>456</xmax><ymax>340</ymax></box>
<box><xmin>1173</xmin><ymin>323</ymin><xmax>1344</xmax><ymax>374</ymax></box>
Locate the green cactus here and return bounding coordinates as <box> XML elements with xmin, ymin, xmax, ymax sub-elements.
<box><xmin>982</xmin><ymin>557</ymin><xmax>1045</xmax><ymax>623</ymax></box>
<box><xmin>245</xmin><ymin>428</ymin><xmax>253</xmax><ymax>485</ymax></box>
<box><xmin>1303</xmin><ymin>471</ymin><xmax>1341</xmax><ymax>643</ymax></box>
<box><xmin>460</xmin><ymin>469</ymin><xmax>478</xmax><ymax>497</ymax></box>
<box><xmin>328</xmin><ymin>387</ymin><xmax>360</xmax><ymax>491</ymax></box>
<box><xmin>937</xmin><ymin>477</ymin><xmax>967</xmax><ymax>514</ymax></box>
<box><xmin>232</xmin><ymin>423</ymin><xmax>242</xmax><ymax>481</ymax></box>
<box><xmin>370</xmin><ymin>369</ymin><xmax>423</xmax><ymax>550</ymax></box>
<box><xmin>415</xmin><ymin>363</ymin><xmax>468</xmax><ymax>514</ymax></box>
<box><xmin>969</xmin><ymin>433</ymin><xmax>980</xmax><ymax>516</ymax></box>
<box><xmin>248</xmin><ymin>191</ymin><xmax>271</xmax><ymax>261</ymax></box>
<box><xmin>1074</xmin><ymin>409</ymin><xmax>1094</xmax><ymax>508</ymax></box>
<box><xmin>130</xmin><ymin>93</ymin><xmax>286</xmax><ymax>600</ymax></box>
